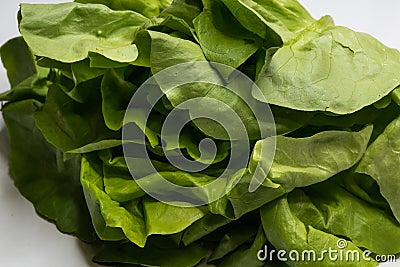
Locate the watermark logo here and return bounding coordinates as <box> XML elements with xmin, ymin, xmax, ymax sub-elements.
<box><xmin>336</xmin><ymin>239</ymin><xmax>348</xmax><ymax>249</ymax></box>
<box><xmin>257</xmin><ymin>239</ymin><xmax>397</xmax><ymax>263</ymax></box>
<box><xmin>122</xmin><ymin>62</ymin><xmax>276</xmax><ymax>207</ymax></box>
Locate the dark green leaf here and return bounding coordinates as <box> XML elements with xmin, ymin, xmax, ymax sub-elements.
<box><xmin>2</xmin><ymin>100</ymin><xmax>96</xmax><ymax>242</ymax></box>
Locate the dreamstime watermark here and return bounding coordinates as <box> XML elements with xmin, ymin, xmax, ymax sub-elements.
<box><xmin>122</xmin><ymin>62</ymin><xmax>276</xmax><ymax>207</ymax></box>
<box><xmin>257</xmin><ymin>239</ymin><xmax>397</xmax><ymax>263</ymax></box>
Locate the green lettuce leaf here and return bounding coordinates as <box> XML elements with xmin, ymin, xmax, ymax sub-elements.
<box><xmin>34</xmin><ymin>84</ymin><xmax>120</xmax><ymax>152</ymax></box>
<box><xmin>160</xmin><ymin>0</ymin><xmax>203</xmax><ymax>29</ymax></box>
<box><xmin>101</xmin><ymin>68</ymin><xmax>137</xmax><ymax>131</ymax></box>
<box><xmin>292</xmin><ymin>180</ymin><xmax>400</xmax><ymax>255</ymax></box>
<box><xmin>81</xmin><ymin>155</ymin><xmax>147</xmax><ymax>245</ymax></box>
<box><xmin>2</xmin><ymin>0</ymin><xmax>400</xmax><ymax>266</ymax></box>
<box><xmin>250</xmin><ymin>126</ymin><xmax>373</xmax><ymax>191</ymax></box>
<box><xmin>2</xmin><ymin>100</ymin><xmax>95</xmax><ymax>242</ymax></box>
<box><xmin>182</xmin><ymin>214</ymin><xmax>232</xmax><ymax>245</ymax></box>
<box><xmin>217</xmin><ymin>227</ymin><xmax>266</xmax><ymax>267</ymax></box>
<box><xmin>260</xmin><ymin>195</ymin><xmax>377</xmax><ymax>267</ymax></box>
<box><xmin>193</xmin><ymin>0</ymin><xmax>262</xmax><ymax>68</ymax></box>
<box><xmin>81</xmin><ymin>155</ymin><xmax>208</xmax><ymax>247</ymax></box>
<box><xmin>19</xmin><ymin>3</ymin><xmax>149</xmax><ymax>63</ymax></box>
<box><xmin>356</xmin><ymin>114</ymin><xmax>400</xmax><ymax>223</ymax></box>
<box><xmin>0</xmin><ymin>37</ymin><xmax>50</xmax><ymax>102</ymax></box>
<box><xmin>221</xmin><ymin>0</ymin><xmax>314</xmax><ymax>43</ymax></box>
<box><xmin>208</xmin><ymin>222</ymin><xmax>258</xmax><ymax>261</ymax></box>
<box><xmin>255</xmin><ymin>16</ymin><xmax>400</xmax><ymax>114</ymax></box>
<box><xmin>75</xmin><ymin>0</ymin><xmax>172</xmax><ymax>18</ymax></box>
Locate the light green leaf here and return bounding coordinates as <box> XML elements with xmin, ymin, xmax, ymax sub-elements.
<box><xmin>68</xmin><ymin>140</ymin><xmax>122</xmax><ymax>153</ymax></box>
<box><xmin>260</xmin><ymin>196</ymin><xmax>377</xmax><ymax>267</ymax></box>
<box><xmin>210</xmin><ymin>171</ymin><xmax>286</xmax><ymax>219</ymax></box>
<box><xmin>81</xmin><ymin>155</ymin><xmax>147</xmax><ymax>246</ymax></box>
<box><xmin>160</xmin><ymin>0</ymin><xmax>203</xmax><ymax>29</ymax></box>
<box><xmin>256</xmin><ymin>17</ymin><xmax>400</xmax><ymax>114</ymax></box>
<box><xmin>291</xmin><ymin>181</ymin><xmax>400</xmax><ymax>255</ymax></box>
<box><xmin>221</xmin><ymin>0</ymin><xmax>314</xmax><ymax>43</ymax></box>
<box><xmin>143</xmin><ymin>198</ymin><xmax>206</xmax><ymax>235</ymax></box>
<box><xmin>250</xmin><ymin>126</ymin><xmax>373</xmax><ymax>191</ymax></box>
<box><xmin>20</xmin><ymin>3</ymin><xmax>149</xmax><ymax>63</ymax></box>
<box><xmin>88</xmin><ymin>52</ymin><xmax>130</xmax><ymax>68</ymax></box>
<box><xmin>391</xmin><ymin>86</ymin><xmax>400</xmax><ymax>106</ymax></box>
<box><xmin>193</xmin><ymin>0</ymin><xmax>262</xmax><ymax>68</ymax></box>
<box><xmin>141</xmin><ymin>31</ymin><xmax>273</xmax><ymax>140</ymax></box>
<box><xmin>148</xmin><ymin>30</ymin><xmax>206</xmax><ymax>73</ymax></box>
<box><xmin>75</xmin><ymin>0</ymin><xmax>172</xmax><ymax>18</ymax></box>
<box><xmin>103</xmin><ymin>163</ymin><xmax>145</xmax><ymax>203</ymax></box>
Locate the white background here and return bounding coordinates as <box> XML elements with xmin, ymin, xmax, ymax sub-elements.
<box><xmin>0</xmin><ymin>1</ymin><xmax>399</xmax><ymax>266</ymax></box>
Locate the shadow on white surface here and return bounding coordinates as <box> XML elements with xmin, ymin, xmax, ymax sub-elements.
<box><xmin>77</xmin><ymin>239</ymin><xmax>105</xmax><ymax>267</ymax></box>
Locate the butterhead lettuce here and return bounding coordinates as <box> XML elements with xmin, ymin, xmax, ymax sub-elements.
<box><xmin>1</xmin><ymin>0</ymin><xmax>400</xmax><ymax>266</ymax></box>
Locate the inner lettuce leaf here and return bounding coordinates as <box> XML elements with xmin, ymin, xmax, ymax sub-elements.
<box><xmin>81</xmin><ymin>155</ymin><xmax>207</xmax><ymax>247</ymax></box>
<box><xmin>159</xmin><ymin>0</ymin><xmax>203</xmax><ymax>29</ymax></box>
<box><xmin>34</xmin><ymin>84</ymin><xmax>121</xmax><ymax>152</ymax></box>
<box><xmin>101</xmin><ymin>68</ymin><xmax>137</xmax><ymax>131</ymax></box>
<box><xmin>140</xmin><ymin>30</ymin><xmax>274</xmax><ymax>140</ymax></box>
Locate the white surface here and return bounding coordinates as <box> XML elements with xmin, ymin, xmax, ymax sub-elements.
<box><xmin>0</xmin><ymin>1</ymin><xmax>400</xmax><ymax>266</ymax></box>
